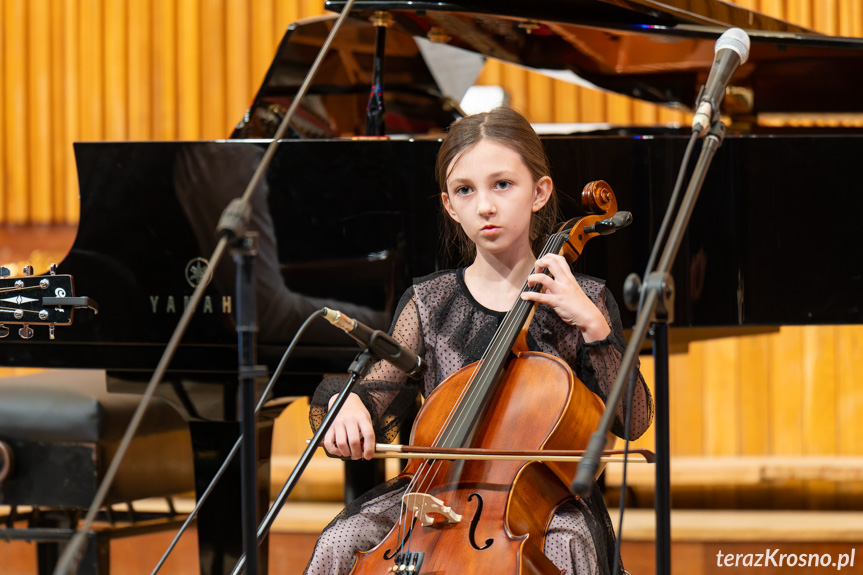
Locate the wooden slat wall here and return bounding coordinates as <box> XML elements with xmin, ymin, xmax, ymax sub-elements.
<box><xmin>632</xmin><ymin>326</ymin><xmax>863</xmax><ymax>460</ymax></box>
<box><xmin>3</xmin><ymin>1</ymin><xmax>863</xmax><ymax>490</ymax></box>
<box><xmin>0</xmin><ymin>0</ymin><xmax>328</xmax><ymax>225</ymax></box>
<box><xmin>2</xmin><ymin>0</ymin><xmax>861</xmax><ymax>223</ymax></box>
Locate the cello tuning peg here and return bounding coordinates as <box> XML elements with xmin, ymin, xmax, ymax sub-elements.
<box><xmin>0</xmin><ymin>325</ymin><xmax>9</xmax><ymax>338</ymax></box>
<box><xmin>23</xmin><ymin>265</ymin><xmax>34</xmax><ymax>277</ymax></box>
<box><xmin>18</xmin><ymin>325</ymin><xmax>34</xmax><ymax>340</ymax></box>
<box><xmin>50</xmin><ymin>263</ymin><xmax>57</xmax><ymax>275</ymax></box>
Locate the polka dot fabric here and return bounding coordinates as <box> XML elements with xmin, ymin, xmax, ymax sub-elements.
<box><xmin>306</xmin><ymin>268</ymin><xmax>653</xmax><ymax>575</ymax></box>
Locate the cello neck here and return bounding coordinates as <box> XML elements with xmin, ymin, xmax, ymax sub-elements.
<box><xmin>435</xmin><ymin>230</ymin><xmax>570</xmax><ymax>449</ymax></box>
<box><xmin>435</xmin><ymin>179</ymin><xmax>620</xmax><ymax>450</ymax></box>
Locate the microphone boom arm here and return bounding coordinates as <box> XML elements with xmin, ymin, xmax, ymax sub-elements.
<box><xmin>571</xmin><ymin>120</ymin><xmax>726</xmax><ymax>575</ymax></box>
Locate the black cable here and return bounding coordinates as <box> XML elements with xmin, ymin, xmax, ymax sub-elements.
<box><xmin>611</xmin><ymin>131</ymin><xmax>699</xmax><ymax>572</ymax></box>
<box><xmin>612</xmin><ymin>369</ymin><xmax>638</xmax><ymax>575</ymax></box>
<box><xmin>151</xmin><ymin>309</ymin><xmax>325</xmax><ymax>575</ymax></box>
<box><xmin>53</xmin><ymin>1</ymin><xmax>361</xmax><ymax>571</ymax></box>
<box><xmin>642</xmin><ymin>131</ymin><xmax>701</xmax><ymax>282</ymax></box>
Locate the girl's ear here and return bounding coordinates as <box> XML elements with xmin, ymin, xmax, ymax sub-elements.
<box><xmin>441</xmin><ymin>192</ymin><xmax>460</xmax><ymax>222</ymax></box>
<box><xmin>532</xmin><ymin>176</ymin><xmax>553</xmax><ymax>212</ymax></box>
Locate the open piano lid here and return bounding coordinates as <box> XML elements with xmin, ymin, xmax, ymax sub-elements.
<box><xmin>232</xmin><ymin>13</ymin><xmax>481</xmax><ymax>138</ymax></box>
<box><xmin>313</xmin><ymin>0</ymin><xmax>863</xmax><ymax>120</ymax></box>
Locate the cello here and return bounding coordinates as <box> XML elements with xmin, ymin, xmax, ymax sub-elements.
<box><xmin>348</xmin><ymin>180</ymin><xmax>629</xmax><ymax>575</ymax></box>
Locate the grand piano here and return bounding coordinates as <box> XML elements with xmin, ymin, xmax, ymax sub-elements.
<box><xmin>2</xmin><ymin>0</ymin><xmax>863</xmax><ymax>573</ymax></box>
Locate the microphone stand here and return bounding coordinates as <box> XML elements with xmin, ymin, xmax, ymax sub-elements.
<box><xmin>571</xmin><ymin>119</ymin><xmax>726</xmax><ymax>575</ymax></box>
<box><xmin>229</xmin><ymin>344</ymin><xmax>380</xmax><ymax>575</ymax></box>
<box><xmin>230</xmin><ymin>231</ymin><xmax>265</xmax><ymax>575</ymax></box>
<box><xmin>151</xmin><ymin>310</ymin><xmax>326</xmax><ymax>575</ymax></box>
<box><xmin>51</xmin><ymin>2</ymin><xmax>361</xmax><ymax>574</ymax></box>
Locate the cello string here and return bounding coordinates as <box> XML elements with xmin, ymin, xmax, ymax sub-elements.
<box><xmin>392</xmin><ymin>228</ymin><xmax>568</xmax><ymax>562</ymax></box>
<box><xmin>395</xmin><ymin>233</ymin><xmax>564</xmax><ymax>551</ymax></box>
<box><xmin>396</xmin><ymin>464</ymin><xmax>424</xmax><ymax>556</ymax></box>
<box><xmin>397</xmin><ymin>458</ymin><xmax>447</xmax><ymax>559</ymax></box>
<box><xmin>407</xmin><ymin>460</ymin><xmax>445</xmax><ymax>557</ymax></box>
<box><xmin>402</xmin><ymin>235</ymin><xmax>564</xmax><ymax>543</ymax></box>
<box><xmin>435</xmin><ymin>231</ymin><xmax>565</xmax><ymax>448</ymax></box>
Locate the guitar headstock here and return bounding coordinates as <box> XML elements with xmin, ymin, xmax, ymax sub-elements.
<box><xmin>0</xmin><ymin>264</ymin><xmax>98</xmax><ymax>340</ymax></box>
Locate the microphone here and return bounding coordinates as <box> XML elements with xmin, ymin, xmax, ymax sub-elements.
<box><xmin>322</xmin><ymin>307</ymin><xmax>427</xmax><ymax>379</ymax></box>
<box><xmin>691</xmin><ymin>27</ymin><xmax>751</xmax><ymax>135</ymax></box>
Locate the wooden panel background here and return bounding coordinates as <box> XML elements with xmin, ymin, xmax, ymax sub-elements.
<box><xmin>2</xmin><ymin>0</ymin><xmax>863</xmax><ymax>504</ymax></box>
<box><xmin>5</xmin><ymin>0</ymin><xmax>863</xmax><ymax>225</ymax></box>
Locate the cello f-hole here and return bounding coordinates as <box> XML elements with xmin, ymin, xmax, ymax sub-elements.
<box><xmin>467</xmin><ymin>493</ymin><xmax>494</xmax><ymax>551</ymax></box>
<box><xmin>383</xmin><ymin>517</ymin><xmax>417</xmax><ymax>560</ymax></box>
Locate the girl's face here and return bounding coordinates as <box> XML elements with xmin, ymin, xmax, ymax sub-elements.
<box><xmin>442</xmin><ymin>139</ymin><xmax>551</xmax><ymax>261</ymax></box>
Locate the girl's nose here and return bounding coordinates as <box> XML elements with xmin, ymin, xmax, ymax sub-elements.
<box><xmin>476</xmin><ymin>190</ymin><xmax>496</xmax><ymax>216</ymax></box>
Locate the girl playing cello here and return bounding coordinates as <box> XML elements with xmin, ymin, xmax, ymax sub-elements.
<box><xmin>304</xmin><ymin>107</ymin><xmax>653</xmax><ymax>575</ymax></box>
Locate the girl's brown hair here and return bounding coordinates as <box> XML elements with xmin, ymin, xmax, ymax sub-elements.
<box><xmin>435</xmin><ymin>107</ymin><xmax>559</xmax><ymax>264</ymax></box>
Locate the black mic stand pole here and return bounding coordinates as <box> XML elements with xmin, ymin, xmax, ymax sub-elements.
<box><xmin>230</xmin><ymin>348</ymin><xmax>378</xmax><ymax>575</ymax></box>
<box><xmin>53</xmin><ymin>2</ymin><xmax>361</xmax><ymax>573</ymax></box>
<box><xmin>571</xmin><ymin>119</ymin><xmax>726</xmax><ymax>575</ymax></box>
<box><xmin>365</xmin><ymin>10</ymin><xmax>391</xmax><ymax>136</ymax></box>
<box><xmin>216</xmin><ymin>2</ymin><xmax>364</xmax><ymax>572</ymax></box>
<box><xmin>232</xmin><ymin>231</ymin><xmax>265</xmax><ymax>575</ymax></box>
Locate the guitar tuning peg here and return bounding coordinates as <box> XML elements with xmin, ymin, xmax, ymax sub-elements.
<box><xmin>23</xmin><ymin>266</ymin><xmax>34</xmax><ymax>277</ymax></box>
<box><xmin>18</xmin><ymin>325</ymin><xmax>34</xmax><ymax>339</ymax></box>
<box><xmin>50</xmin><ymin>263</ymin><xmax>57</xmax><ymax>275</ymax></box>
<box><xmin>0</xmin><ymin>267</ymin><xmax>10</xmax><ymax>278</ymax></box>
<box><xmin>0</xmin><ymin>325</ymin><xmax>9</xmax><ymax>338</ymax></box>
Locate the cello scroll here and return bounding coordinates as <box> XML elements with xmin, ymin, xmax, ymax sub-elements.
<box><xmin>559</xmin><ymin>180</ymin><xmax>632</xmax><ymax>263</ymax></box>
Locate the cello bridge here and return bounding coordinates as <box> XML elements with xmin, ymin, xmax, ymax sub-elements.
<box><xmin>402</xmin><ymin>492</ymin><xmax>462</xmax><ymax>526</ymax></box>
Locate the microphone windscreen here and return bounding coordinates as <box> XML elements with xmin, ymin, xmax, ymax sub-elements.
<box><xmin>715</xmin><ymin>27</ymin><xmax>751</xmax><ymax>63</ymax></box>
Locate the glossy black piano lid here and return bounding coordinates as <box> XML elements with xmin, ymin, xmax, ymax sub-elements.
<box><xmin>546</xmin><ymin>134</ymin><xmax>863</xmax><ymax>327</ymax></box>
<box><xmin>2</xmin><ymin>133</ymin><xmax>861</xmax><ymax>386</ymax></box>
<box><xmin>1</xmin><ymin>140</ymin><xmax>444</xmax><ymax>377</ymax></box>
<box><xmin>324</xmin><ymin>0</ymin><xmax>863</xmax><ymax>114</ymax></box>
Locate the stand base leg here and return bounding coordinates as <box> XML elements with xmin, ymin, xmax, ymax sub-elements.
<box><xmin>190</xmin><ymin>420</ymin><xmax>273</xmax><ymax>575</ymax></box>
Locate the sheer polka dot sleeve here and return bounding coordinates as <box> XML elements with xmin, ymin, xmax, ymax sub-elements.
<box><xmin>309</xmin><ymin>289</ymin><xmax>424</xmax><ymax>444</ymax></box>
<box><xmin>577</xmin><ymin>278</ymin><xmax>653</xmax><ymax>439</ymax></box>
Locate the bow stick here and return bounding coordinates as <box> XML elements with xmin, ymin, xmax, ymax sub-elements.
<box><xmin>310</xmin><ymin>441</ymin><xmax>654</xmax><ymax>463</ymax></box>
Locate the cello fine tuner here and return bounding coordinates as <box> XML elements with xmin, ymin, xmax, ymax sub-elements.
<box><xmin>390</xmin><ymin>552</ymin><xmax>423</xmax><ymax>573</ymax></box>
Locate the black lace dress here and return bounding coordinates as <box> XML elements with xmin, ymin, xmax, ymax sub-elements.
<box><xmin>304</xmin><ymin>269</ymin><xmax>653</xmax><ymax>575</ymax></box>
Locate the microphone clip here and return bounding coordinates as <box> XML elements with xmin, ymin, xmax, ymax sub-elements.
<box><xmin>367</xmin><ymin>330</ymin><xmax>427</xmax><ymax>380</ymax></box>
<box><xmin>704</xmin><ymin>119</ymin><xmax>727</xmax><ymax>146</ymax></box>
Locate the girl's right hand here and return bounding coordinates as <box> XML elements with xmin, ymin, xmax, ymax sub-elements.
<box><xmin>325</xmin><ymin>393</ymin><xmax>376</xmax><ymax>460</ymax></box>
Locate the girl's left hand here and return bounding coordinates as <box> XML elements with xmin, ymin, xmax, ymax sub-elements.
<box><xmin>521</xmin><ymin>254</ymin><xmax>611</xmax><ymax>343</ymax></box>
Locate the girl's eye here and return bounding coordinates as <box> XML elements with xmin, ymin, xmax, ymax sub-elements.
<box><xmin>495</xmin><ymin>180</ymin><xmax>513</xmax><ymax>190</ymax></box>
<box><xmin>454</xmin><ymin>185</ymin><xmax>472</xmax><ymax>196</ymax></box>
